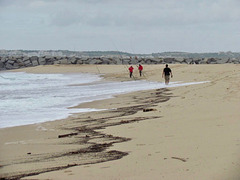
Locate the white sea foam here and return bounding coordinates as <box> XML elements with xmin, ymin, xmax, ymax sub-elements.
<box><xmin>0</xmin><ymin>72</ymin><xmax>209</xmax><ymax>128</ymax></box>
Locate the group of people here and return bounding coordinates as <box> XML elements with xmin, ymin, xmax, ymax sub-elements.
<box><xmin>128</xmin><ymin>64</ymin><xmax>143</xmax><ymax>78</ymax></box>
<box><xmin>128</xmin><ymin>64</ymin><xmax>173</xmax><ymax>85</ymax></box>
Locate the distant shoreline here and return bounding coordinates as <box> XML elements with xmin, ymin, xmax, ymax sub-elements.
<box><xmin>1</xmin><ymin>49</ymin><xmax>240</xmax><ymax>58</ymax></box>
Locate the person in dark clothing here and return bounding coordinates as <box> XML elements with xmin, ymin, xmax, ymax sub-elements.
<box><xmin>162</xmin><ymin>64</ymin><xmax>173</xmax><ymax>85</ymax></box>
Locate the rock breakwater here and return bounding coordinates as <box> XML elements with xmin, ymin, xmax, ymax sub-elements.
<box><xmin>0</xmin><ymin>56</ymin><xmax>240</xmax><ymax>70</ymax></box>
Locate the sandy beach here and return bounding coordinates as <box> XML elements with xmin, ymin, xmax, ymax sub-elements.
<box><xmin>0</xmin><ymin>64</ymin><xmax>240</xmax><ymax>180</ymax></box>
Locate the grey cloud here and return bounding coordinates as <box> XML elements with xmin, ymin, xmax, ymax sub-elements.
<box><xmin>0</xmin><ymin>0</ymin><xmax>33</xmax><ymax>7</ymax></box>
<box><xmin>50</xmin><ymin>0</ymin><xmax>240</xmax><ymax>29</ymax></box>
<box><xmin>0</xmin><ymin>0</ymin><xmax>16</xmax><ymax>6</ymax></box>
<box><xmin>50</xmin><ymin>10</ymin><xmax>83</xmax><ymax>27</ymax></box>
<box><xmin>1</xmin><ymin>0</ymin><xmax>240</xmax><ymax>53</ymax></box>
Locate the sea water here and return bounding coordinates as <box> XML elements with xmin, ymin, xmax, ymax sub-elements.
<box><xmin>0</xmin><ymin>72</ymin><xmax>208</xmax><ymax>128</ymax></box>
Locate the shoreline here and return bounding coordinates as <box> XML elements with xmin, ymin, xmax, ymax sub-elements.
<box><xmin>0</xmin><ymin>64</ymin><xmax>204</xmax><ymax>129</ymax></box>
<box><xmin>0</xmin><ymin>86</ymin><xmax>173</xmax><ymax>179</ymax></box>
<box><xmin>0</xmin><ymin>72</ymin><xmax>208</xmax><ymax>129</ymax></box>
<box><xmin>0</xmin><ymin>64</ymin><xmax>240</xmax><ymax>180</ymax></box>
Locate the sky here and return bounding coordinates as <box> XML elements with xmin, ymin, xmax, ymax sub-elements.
<box><xmin>0</xmin><ymin>0</ymin><xmax>240</xmax><ymax>54</ymax></box>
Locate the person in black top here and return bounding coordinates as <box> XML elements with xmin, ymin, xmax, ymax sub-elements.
<box><xmin>162</xmin><ymin>64</ymin><xmax>173</xmax><ymax>85</ymax></box>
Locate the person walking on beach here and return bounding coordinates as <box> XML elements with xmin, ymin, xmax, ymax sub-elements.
<box><xmin>129</xmin><ymin>66</ymin><xmax>134</xmax><ymax>78</ymax></box>
<box><xmin>162</xmin><ymin>64</ymin><xmax>173</xmax><ymax>85</ymax></box>
<box><xmin>138</xmin><ymin>64</ymin><xmax>143</xmax><ymax>77</ymax></box>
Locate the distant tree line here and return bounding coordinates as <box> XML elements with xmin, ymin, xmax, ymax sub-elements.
<box><xmin>152</xmin><ymin>51</ymin><xmax>240</xmax><ymax>58</ymax></box>
<box><xmin>0</xmin><ymin>50</ymin><xmax>240</xmax><ymax>58</ymax></box>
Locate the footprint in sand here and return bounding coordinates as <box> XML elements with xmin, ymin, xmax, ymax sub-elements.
<box><xmin>136</xmin><ymin>144</ymin><xmax>146</xmax><ymax>146</ymax></box>
<box><xmin>64</xmin><ymin>170</ymin><xmax>72</xmax><ymax>173</ymax></box>
<box><xmin>101</xmin><ymin>166</ymin><xmax>110</xmax><ymax>169</ymax></box>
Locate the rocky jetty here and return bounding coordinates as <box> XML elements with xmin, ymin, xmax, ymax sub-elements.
<box><xmin>0</xmin><ymin>56</ymin><xmax>240</xmax><ymax>71</ymax></box>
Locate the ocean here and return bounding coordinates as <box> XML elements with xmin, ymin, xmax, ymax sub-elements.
<box><xmin>0</xmin><ymin>72</ymin><xmax>208</xmax><ymax>128</ymax></box>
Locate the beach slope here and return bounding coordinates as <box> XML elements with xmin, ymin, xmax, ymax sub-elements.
<box><xmin>0</xmin><ymin>64</ymin><xmax>240</xmax><ymax>180</ymax></box>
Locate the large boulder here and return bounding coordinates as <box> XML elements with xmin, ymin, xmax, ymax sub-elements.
<box><xmin>129</xmin><ymin>59</ymin><xmax>138</xmax><ymax>65</ymax></box>
<box><xmin>53</xmin><ymin>60</ymin><xmax>60</xmax><ymax>64</ymax></box>
<box><xmin>59</xmin><ymin>59</ymin><xmax>68</xmax><ymax>64</ymax></box>
<box><xmin>206</xmin><ymin>58</ymin><xmax>218</xmax><ymax>64</ymax></box>
<box><xmin>24</xmin><ymin>60</ymin><xmax>32</xmax><ymax>66</ymax></box>
<box><xmin>163</xmin><ymin>58</ymin><xmax>176</xmax><ymax>64</ymax></box>
<box><xmin>5</xmin><ymin>62</ymin><xmax>13</xmax><ymax>69</ymax></box>
<box><xmin>12</xmin><ymin>63</ymin><xmax>20</xmax><ymax>69</ymax></box>
<box><xmin>217</xmin><ymin>58</ymin><xmax>229</xmax><ymax>64</ymax></box>
<box><xmin>30</xmin><ymin>56</ymin><xmax>38</xmax><ymax>61</ymax></box>
<box><xmin>16</xmin><ymin>59</ymin><xmax>25</xmax><ymax>66</ymax></box>
<box><xmin>113</xmin><ymin>57</ymin><xmax>122</xmax><ymax>65</ymax></box>
<box><xmin>89</xmin><ymin>58</ymin><xmax>103</xmax><ymax>64</ymax></box>
<box><xmin>7</xmin><ymin>60</ymin><xmax>15</xmax><ymax>65</ymax></box>
<box><xmin>23</xmin><ymin>56</ymin><xmax>30</xmax><ymax>62</ymax></box>
<box><xmin>181</xmin><ymin>58</ymin><xmax>192</xmax><ymax>64</ymax></box>
<box><xmin>101</xmin><ymin>57</ymin><xmax>111</xmax><ymax>64</ymax></box>
<box><xmin>76</xmin><ymin>59</ymin><xmax>83</xmax><ymax>64</ymax></box>
<box><xmin>0</xmin><ymin>57</ymin><xmax>7</xmax><ymax>63</ymax></box>
<box><xmin>69</xmin><ymin>57</ymin><xmax>77</xmax><ymax>64</ymax></box>
<box><xmin>30</xmin><ymin>56</ymin><xmax>39</xmax><ymax>66</ymax></box>
<box><xmin>0</xmin><ymin>61</ymin><xmax>4</xmax><ymax>69</ymax></box>
<box><xmin>145</xmin><ymin>58</ymin><xmax>159</xmax><ymax>64</ymax></box>
<box><xmin>80</xmin><ymin>57</ymin><xmax>89</xmax><ymax>64</ymax></box>
<box><xmin>38</xmin><ymin>57</ymin><xmax>46</xmax><ymax>65</ymax></box>
<box><xmin>232</xmin><ymin>58</ymin><xmax>240</xmax><ymax>64</ymax></box>
<box><xmin>32</xmin><ymin>60</ymin><xmax>39</xmax><ymax>66</ymax></box>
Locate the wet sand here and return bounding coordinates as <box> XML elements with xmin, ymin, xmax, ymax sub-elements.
<box><xmin>0</xmin><ymin>64</ymin><xmax>240</xmax><ymax>180</ymax></box>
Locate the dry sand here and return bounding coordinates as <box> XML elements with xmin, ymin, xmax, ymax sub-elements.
<box><xmin>0</xmin><ymin>64</ymin><xmax>240</xmax><ymax>180</ymax></box>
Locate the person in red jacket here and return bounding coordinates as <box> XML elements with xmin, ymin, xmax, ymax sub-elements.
<box><xmin>138</xmin><ymin>64</ymin><xmax>143</xmax><ymax>77</ymax></box>
<box><xmin>128</xmin><ymin>66</ymin><xmax>134</xmax><ymax>78</ymax></box>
